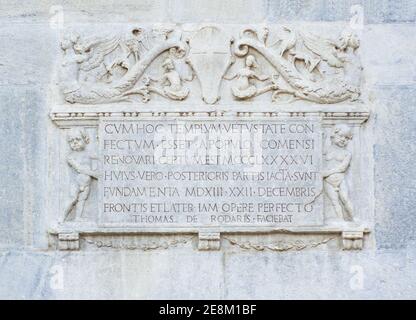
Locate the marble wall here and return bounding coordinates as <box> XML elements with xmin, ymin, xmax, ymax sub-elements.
<box><xmin>0</xmin><ymin>0</ymin><xmax>415</xmax><ymax>299</ymax></box>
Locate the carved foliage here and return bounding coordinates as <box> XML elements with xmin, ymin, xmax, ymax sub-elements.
<box><xmin>228</xmin><ymin>27</ymin><xmax>362</xmax><ymax>103</ymax></box>
<box><xmin>59</xmin><ymin>25</ymin><xmax>362</xmax><ymax>105</ymax></box>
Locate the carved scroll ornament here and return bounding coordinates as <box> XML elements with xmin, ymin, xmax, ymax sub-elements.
<box><xmin>230</xmin><ymin>27</ymin><xmax>362</xmax><ymax>104</ymax></box>
<box><xmin>59</xmin><ymin>25</ymin><xmax>362</xmax><ymax>105</ymax></box>
<box><xmin>59</xmin><ymin>27</ymin><xmax>191</xmax><ymax>104</ymax></box>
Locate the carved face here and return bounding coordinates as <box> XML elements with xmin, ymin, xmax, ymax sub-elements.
<box><xmin>68</xmin><ymin>135</ymin><xmax>86</xmax><ymax>151</ymax></box>
<box><xmin>67</xmin><ymin>129</ymin><xmax>89</xmax><ymax>151</ymax></box>
<box><xmin>245</xmin><ymin>55</ymin><xmax>257</xmax><ymax>68</ymax></box>
<box><xmin>348</xmin><ymin>33</ymin><xmax>360</xmax><ymax>49</ymax></box>
<box><xmin>331</xmin><ymin>125</ymin><xmax>352</xmax><ymax>148</ymax></box>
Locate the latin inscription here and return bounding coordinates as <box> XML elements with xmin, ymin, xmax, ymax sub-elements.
<box><xmin>99</xmin><ymin>118</ymin><xmax>323</xmax><ymax>227</ymax></box>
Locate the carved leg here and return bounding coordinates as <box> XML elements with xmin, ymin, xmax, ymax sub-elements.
<box><xmin>64</xmin><ymin>196</ymin><xmax>78</xmax><ymax>221</ymax></box>
<box><xmin>339</xmin><ymin>180</ymin><xmax>354</xmax><ymax>221</ymax></box>
<box><xmin>64</xmin><ymin>183</ymin><xmax>81</xmax><ymax>221</ymax></box>
<box><xmin>74</xmin><ymin>184</ymin><xmax>91</xmax><ymax>220</ymax></box>
<box><xmin>324</xmin><ymin>181</ymin><xmax>343</xmax><ymax>219</ymax></box>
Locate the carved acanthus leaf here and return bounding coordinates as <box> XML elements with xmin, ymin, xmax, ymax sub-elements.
<box><xmin>84</xmin><ymin>236</ymin><xmax>195</xmax><ymax>250</ymax></box>
<box><xmin>59</xmin><ymin>25</ymin><xmax>363</xmax><ymax>105</ymax></box>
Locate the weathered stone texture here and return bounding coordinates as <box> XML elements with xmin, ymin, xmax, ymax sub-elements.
<box><xmin>0</xmin><ymin>0</ymin><xmax>415</xmax><ymax>299</ymax></box>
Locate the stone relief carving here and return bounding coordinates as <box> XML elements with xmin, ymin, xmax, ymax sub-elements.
<box><xmin>223</xmin><ymin>55</ymin><xmax>278</xmax><ymax>99</ymax></box>
<box><xmin>59</xmin><ymin>27</ymin><xmax>189</xmax><ymax>104</ymax></box>
<box><xmin>126</xmin><ymin>57</ymin><xmax>192</xmax><ymax>101</ymax></box>
<box><xmin>323</xmin><ymin>124</ymin><xmax>354</xmax><ymax>225</ymax></box>
<box><xmin>231</xmin><ymin>27</ymin><xmax>362</xmax><ymax>103</ymax></box>
<box><xmin>64</xmin><ymin>128</ymin><xmax>99</xmax><ymax>221</ymax></box>
<box><xmin>186</xmin><ymin>26</ymin><xmax>232</xmax><ymax>104</ymax></box>
<box><xmin>52</xmin><ymin>25</ymin><xmax>370</xmax><ymax>252</ymax></box>
<box><xmin>59</xmin><ymin>25</ymin><xmax>362</xmax><ymax>105</ymax></box>
<box><xmin>224</xmin><ymin>236</ymin><xmax>336</xmax><ymax>252</ymax></box>
<box><xmin>51</xmin><ymin>116</ymin><xmax>368</xmax><ymax>250</ymax></box>
<box><xmin>84</xmin><ymin>235</ymin><xmax>195</xmax><ymax>251</ymax></box>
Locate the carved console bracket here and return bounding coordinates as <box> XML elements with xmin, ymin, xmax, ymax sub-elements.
<box><xmin>198</xmin><ymin>232</ymin><xmax>221</xmax><ymax>251</ymax></box>
<box><xmin>342</xmin><ymin>230</ymin><xmax>364</xmax><ymax>250</ymax></box>
<box><xmin>58</xmin><ymin>232</ymin><xmax>80</xmax><ymax>250</ymax></box>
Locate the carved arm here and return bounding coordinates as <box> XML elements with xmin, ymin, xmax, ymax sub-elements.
<box><xmin>322</xmin><ymin>152</ymin><xmax>352</xmax><ymax>178</ymax></box>
<box><xmin>67</xmin><ymin>158</ymin><xmax>99</xmax><ymax>179</ymax></box>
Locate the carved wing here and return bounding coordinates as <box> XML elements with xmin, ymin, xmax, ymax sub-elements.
<box><xmin>80</xmin><ymin>36</ymin><xmax>121</xmax><ymax>71</ymax></box>
<box><xmin>300</xmin><ymin>31</ymin><xmax>344</xmax><ymax>68</ymax></box>
<box><xmin>277</xmin><ymin>28</ymin><xmax>297</xmax><ymax>57</ymax></box>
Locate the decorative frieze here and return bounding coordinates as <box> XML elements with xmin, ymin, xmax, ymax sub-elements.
<box><xmin>57</xmin><ymin>25</ymin><xmax>363</xmax><ymax>106</ymax></box>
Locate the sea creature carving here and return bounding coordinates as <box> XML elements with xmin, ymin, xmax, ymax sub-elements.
<box><xmin>59</xmin><ymin>28</ymin><xmax>189</xmax><ymax>104</ymax></box>
<box><xmin>230</xmin><ymin>27</ymin><xmax>362</xmax><ymax>103</ymax></box>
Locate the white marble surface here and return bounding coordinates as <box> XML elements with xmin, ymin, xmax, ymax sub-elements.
<box><xmin>0</xmin><ymin>0</ymin><xmax>415</xmax><ymax>299</ymax></box>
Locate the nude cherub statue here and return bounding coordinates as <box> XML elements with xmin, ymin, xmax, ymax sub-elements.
<box><xmin>158</xmin><ymin>58</ymin><xmax>190</xmax><ymax>100</ymax></box>
<box><xmin>64</xmin><ymin>128</ymin><xmax>99</xmax><ymax>222</ymax></box>
<box><xmin>125</xmin><ymin>57</ymin><xmax>190</xmax><ymax>101</ymax></box>
<box><xmin>335</xmin><ymin>30</ymin><xmax>362</xmax><ymax>90</ymax></box>
<box><xmin>323</xmin><ymin>124</ymin><xmax>354</xmax><ymax>223</ymax></box>
<box><xmin>59</xmin><ymin>32</ymin><xmax>89</xmax><ymax>95</ymax></box>
<box><xmin>147</xmin><ymin>58</ymin><xmax>190</xmax><ymax>100</ymax></box>
<box><xmin>225</xmin><ymin>55</ymin><xmax>277</xmax><ymax>100</ymax></box>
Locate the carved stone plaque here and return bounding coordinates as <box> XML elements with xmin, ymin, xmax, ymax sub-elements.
<box><xmin>99</xmin><ymin>116</ymin><xmax>323</xmax><ymax>229</ymax></box>
<box><xmin>49</xmin><ymin>23</ymin><xmax>371</xmax><ymax>251</ymax></box>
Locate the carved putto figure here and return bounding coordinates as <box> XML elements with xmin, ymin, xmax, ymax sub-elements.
<box><xmin>60</xmin><ymin>32</ymin><xmax>87</xmax><ymax>95</ymax></box>
<box><xmin>157</xmin><ymin>58</ymin><xmax>190</xmax><ymax>100</ymax></box>
<box><xmin>126</xmin><ymin>58</ymin><xmax>191</xmax><ymax>101</ymax></box>
<box><xmin>224</xmin><ymin>55</ymin><xmax>277</xmax><ymax>100</ymax></box>
<box><xmin>64</xmin><ymin>128</ymin><xmax>99</xmax><ymax>221</ymax></box>
<box><xmin>323</xmin><ymin>124</ymin><xmax>354</xmax><ymax>223</ymax></box>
